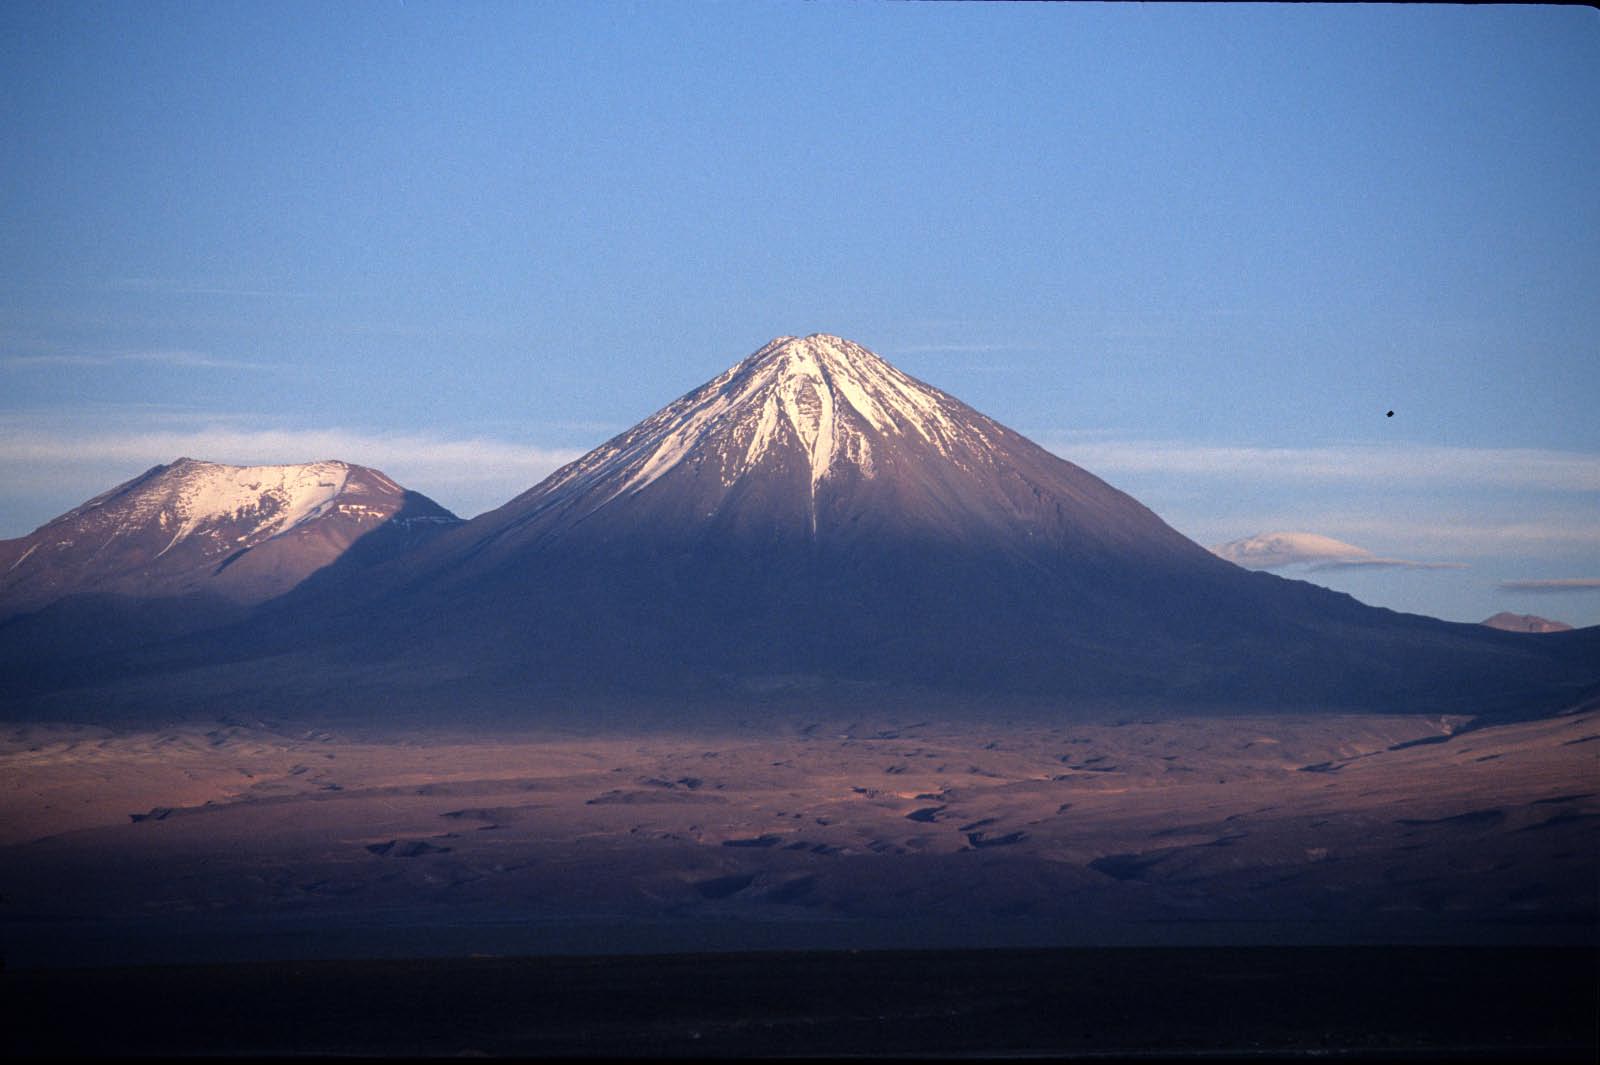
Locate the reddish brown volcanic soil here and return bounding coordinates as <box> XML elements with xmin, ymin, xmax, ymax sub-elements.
<box><xmin>3</xmin><ymin>708</ymin><xmax>1595</xmax><ymax>959</ymax></box>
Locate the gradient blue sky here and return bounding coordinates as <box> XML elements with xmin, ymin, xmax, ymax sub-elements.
<box><xmin>3</xmin><ymin>2</ymin><xmax>1597</xmax><ymax>625</ymax></box>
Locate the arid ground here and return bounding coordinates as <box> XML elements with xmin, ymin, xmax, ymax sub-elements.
<box><xmin>3</xmin><ymin>706</ymin><xmax>1595</xmax><ymax>966</ymax></box>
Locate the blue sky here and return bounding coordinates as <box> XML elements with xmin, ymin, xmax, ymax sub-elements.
<box><xmin>3</xmin><ymin>2</ymin><xmax>1597</xmax><ymax>625</ymax></box>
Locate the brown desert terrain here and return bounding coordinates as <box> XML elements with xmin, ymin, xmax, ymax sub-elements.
<box><xmin>4</xmin><ymin>705</ymin><xmax>1594</xmax><ymax>964</ymax></box>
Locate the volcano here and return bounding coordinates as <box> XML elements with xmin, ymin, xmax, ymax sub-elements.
<box><xmin>262</xmin><ymin>334</ymin><xmax>1592</xmax><ymax>715</ymax></box>
<box><xmin>0</xmin><ymin>459</ymin><xmax>459</xmax><ymax>688</ymax></box>
<box><xmin>0</xmin><ymin>459</ymin><xmax>459</xmax><ymax>619</ymax></box>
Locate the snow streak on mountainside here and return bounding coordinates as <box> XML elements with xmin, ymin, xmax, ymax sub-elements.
<box><xmin>0</xmin><ymin>459</ymin><xmax>458</xmax><ymax>617</ymax></box>
<box><xmin>97</xmin><ymin>460</ymin><xmax>357</xmax><ymax>557</ymax></box>
<box><xmin>546</xmin><ymin>334</ymin><xmax>980</xmax><ymax>502</ymax></box>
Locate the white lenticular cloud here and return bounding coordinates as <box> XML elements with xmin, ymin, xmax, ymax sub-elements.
<box><xmin>1211</xmin><ymin>531</ymin><xmax>1372</xmax><ymax>569</ymax></box>
<box><xmin>1210</xmin><ymin>531</ymin><xmax>1463</xmax><ymax>572</ymax></box>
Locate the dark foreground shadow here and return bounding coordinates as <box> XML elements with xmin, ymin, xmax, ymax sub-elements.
<box><xmin>5</xmin><ymin>945</ymin><xmax>1595</xmax><ymax>1062</ymax></box>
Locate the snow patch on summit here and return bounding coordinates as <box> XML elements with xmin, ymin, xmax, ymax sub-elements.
<box><xmin>0</xmin><ymin>457</ymin><xmax>463</xmax><ymax>613</ymax></box>
<box><xmin>541</xmin><ymin>334</ymin><xmax>985</xmax><ymax>515</ymax></box>
<box><xmin>67</xmin><ymin>459</ymin><xmax>359</xmax><ymax>559</ymax></box>
<box><xmin>165</xmin><ymin>461</ymin><xmax>351</xmax><ymax>549</ymax></box>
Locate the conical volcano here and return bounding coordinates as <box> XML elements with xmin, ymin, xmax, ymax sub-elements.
<box><xmin>454</xmin><ymin>333</ymin><xmax>1210</xmax><ymax>567</ymax></box>
<box><xmin>304</xmin><ymin>334</ymin><xmax>1593</xmax><ymax>712</ymax></box>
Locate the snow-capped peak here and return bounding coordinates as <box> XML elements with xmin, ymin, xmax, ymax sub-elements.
<box><xmin>70</xmin><ymin>458</ymin><xmax>361</xmax><ymax>558</ymax></box>
<box><xmin>738</xmin><ymin>333</ymin><xmax>966</xmax><ymax>449</ymax></box>
<box><xmin>539</xmin><ymin>334</ymin><xmax>987</xmax><ymax>516</ymax></box>
<box><xmin>1</xmin><ymin>456</ymin><xmax>463</xmax><ymax>615</ymax></box>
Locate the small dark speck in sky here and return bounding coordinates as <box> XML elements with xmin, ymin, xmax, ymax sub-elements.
<box><xmin>1386</xmin><ymin>411</ymin><xmax>1394</xmax><ymax>417</ymax></box>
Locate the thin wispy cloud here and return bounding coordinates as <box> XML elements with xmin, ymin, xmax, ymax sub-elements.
<box><xmin>1190</xmin><ymin>513</ymin><xmax>1600</xmax><ymax>567</ymax></box>
<box><xmin>1322</xmin><ymin>518</ymin><xmax>1600</xmax><ymax>552</ymax></box>
<box><xmin>1095</xmin><ymin>324</ymin><xmax>1185</xmax><ymax>342</ymax></box>
<box><xmin>0</xmin><ymin>405</ymin><xmax>278</xmax><ymax>432</ymax></box>
<box><xmin>2</xmin><ymin>350</ymin><xmax>269</xmax><ymax>371</ymax></box>
<box><xmin>0</xmin><ymin>424</ymin><xmax>583</xmax><ymax>527</ymax></box>
<box><xmin>1045</xmin><ymin>438</ymin><xmax>1600</xmax><ymax>494</ymax></box>
<box><xmin>0</xmin><ymin>426</ymin><xmax>580</xmax><ymax>478</ymax></box>
<box><xmin>105</xmin><ymin>277</ymin><xmax>306</xmax><ymax>299</ymax></box>
<box><xmin>1498</xmin><ymin>578</ymin><xmax>1600</xmax><ymax>593</ymax></box>
<box><xmin>1309</xmin><ymin>558</ymin><xmax>1468</xmax><ymax>572</ymax></box>
<box><xmin>892</xmin><ymin>343</ymin><xmax>1043</xmax><ymax>355</ymax></box>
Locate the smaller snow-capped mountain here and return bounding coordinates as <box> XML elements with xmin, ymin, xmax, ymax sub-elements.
<box><xmin>1482</xmin><ymin>612</ymin><xmax>1574</xmax><ymax>634</ymax></box>
<box><xmin>0</xmin><ymin>458</ymin><xmax>458</xmax><ymax>619</ymax></box>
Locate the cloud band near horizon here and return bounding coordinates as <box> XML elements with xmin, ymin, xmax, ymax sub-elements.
<box><xmin>2</xmin><ymin>422</ymin><xmax>1597</xmax><ymax>554</ymax></box>
<box><xmin>1043</xmin><ymin>437</ymin><xmax>1600</xmax><ymax>493</ymax></box>
<box><xmin>0</xmin><ymin>423</ymin><xmax>582</xmax><ymax>528</ymax></box>
<box><xmin>1498</xmin><ymin>578</ymin><xmax>1600</xmax><ymax>593</ymax></box>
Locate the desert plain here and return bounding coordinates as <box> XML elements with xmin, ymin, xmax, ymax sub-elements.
<box><xmin>4</xmin><ymin>703</ymin><xmax>1595</xmax><ymax>966</ymax></box>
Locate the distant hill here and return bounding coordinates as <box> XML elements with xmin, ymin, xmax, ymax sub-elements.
<box><xmin>1481</xmin><ymin>612</ymin><xmax>1574</xmax><ymax>634</ymax></box>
